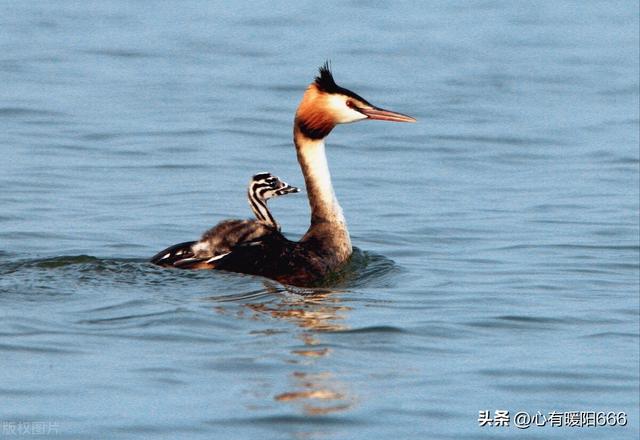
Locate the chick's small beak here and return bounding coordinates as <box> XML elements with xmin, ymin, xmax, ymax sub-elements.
<box><xmin>359</xmin><ymin>106</ymin><xmax>416</xmax><ymax>123</ymax></box>
<box><xmin>276</xmin><ymin>183</ymin><xmax>300</xmax><ymax>195</ymax></box>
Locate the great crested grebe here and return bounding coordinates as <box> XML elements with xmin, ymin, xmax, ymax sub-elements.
<box><xmin>151</xmin><ymin>173</ymin><xmax>299</xmax><ymax>268</ymax></box>
<box><xmin>151</xmin><ymin>63</ymin><xmax>415</xmax><ymax>285</ymax></box>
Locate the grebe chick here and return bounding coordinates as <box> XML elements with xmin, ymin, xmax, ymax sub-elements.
<box><xmin>246</xmin><ymin>172</ymin><xmax>299</xmax><ymax>231</ymax></box>
<box><xmin>152</xmin><ymin>63</ymin><xmax>414</xmax><ymax>285</ymax></box>
<box><xmin>151</xmin><ymin>173</ymin><xmax>298</xmax><ymax>268</ymax></box>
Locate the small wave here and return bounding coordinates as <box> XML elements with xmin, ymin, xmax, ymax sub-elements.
<box><xmin>83</xmin><ymin>49</ymin><xmax>159</xmax><ymax>59</ymax></box>
<box><xmin>315</xmin><ymin>248</ymin><xmax>400</xmax><ymax>289</ymax></box>
<box><xmin>32</xmin><ymin>255</ymin><xmax>102</xmax><ymax>268</ymax></box>
<box><xmin>0</xmin><ymin>256</ymin><xmax>163</xmax><ymax>299</ymax></box>
<box><xmin>0</xmin><ymin>255</ymin><xmax>97</xmax><ymax>276</ymax></box>
<box><xmin>466</xmin><ymin>315</ymin><xmax>566</xmax><ymax>330</ymax></box>
<box><xmin>208</xmin><ymin>288</ymin><xmax>277</xmax><ymax>303</ymax></box>
<box><xmin>430</xmin><ymin>133</ymin><xmax>557</xmax><ymax>146</ymax></box>
<box><xmin>0</xmin><ymin>342</ymin><xmax>82</xmax><ymax>355</ymax></box>
<box><xmin>218</xmin><ymin>128</ymin><xmax>281</xmax><ymax>139</ymax></box>
<box><xmin>489</xmin><ymin>243</ymin><xmax>639</xmax><ymax>252</ymax></box>
<box><xmin>326</xmin><ymin>325</ymin><xmax>405</xmax><ymax>334</ymax></box>
<box><xmin>205</xmin><ymin>414</ymin><xmax>361</xmax><ymax>427</ymax></box>
<box><xmin>0</xmin><ymin>107</ymin><xmax>65</xmax><ymax>117</ymax></box>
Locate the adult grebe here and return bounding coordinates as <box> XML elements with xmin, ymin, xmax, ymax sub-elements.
<box><xmin>151</xmin><ymin>173</ymin><xmax>299</xmax><ymax>268</ymax></box>
<box><xmin>152</xmin><ymin>63</ymin><xmax>415</xmax><ymax>285</ymax></box>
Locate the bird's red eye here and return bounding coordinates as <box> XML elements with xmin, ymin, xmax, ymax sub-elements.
<box><xmin>346</xmin><ymin>100</ymin><xmax>355</xmax><ymax>109</ymax></box>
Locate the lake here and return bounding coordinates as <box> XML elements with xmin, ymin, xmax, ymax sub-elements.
<box><xmin>0</xmin><ymin>1</ymin><xmax>638</xmax><ymax>438</ymax></box>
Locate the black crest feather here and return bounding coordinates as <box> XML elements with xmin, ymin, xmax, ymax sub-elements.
<box><xmin>314</xmin><ymin>61</ymin><xmax>340</xmax><ymax>93</ymax></box>
<box><xmin>312</xmin><ymin>61</ymin><xmax>372</xmax><ymax>105</ymax></box>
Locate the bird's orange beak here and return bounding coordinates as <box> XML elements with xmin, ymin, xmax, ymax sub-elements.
<box><xmin>360</xmin><ymin>106</ymin><xmax>416</xmax><ymax>123</ymax></box>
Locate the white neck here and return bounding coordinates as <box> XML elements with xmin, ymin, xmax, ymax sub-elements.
<box><xmin>295</xmin><ymin>134</ymin><xmax>346</xmax><ymax>226</ymax></box>
<box><xmin>293</xmin><ymin>126</ymin><xmax>352</xmax><ymax>260</ymax></box>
